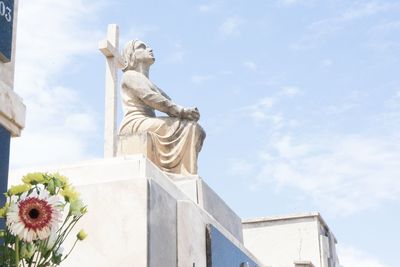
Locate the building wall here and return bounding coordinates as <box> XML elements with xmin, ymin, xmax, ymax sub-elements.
<box><xmin>243</xmin><ymin>216</ymin><xmax>323</xmax><ymax>267</ymax></box>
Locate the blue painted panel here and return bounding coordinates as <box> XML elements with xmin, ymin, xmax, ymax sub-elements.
<box><xmin>206</xmin><ymin>224</ymin><xmax>259</xmax><ymax>267</ymax></box>
<box><xmin>0</xmin><ymin>125</ymin><xmax>10</xmax><ymax>206</ymax></box>
<box><xmin>0</xmin><ymin>0</ymin><xmax>14</xmax><ymax>62</ymax></box>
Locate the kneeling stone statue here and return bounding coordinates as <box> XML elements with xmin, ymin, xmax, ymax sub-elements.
<box><xmin>117</xmin><ymin>40</ymin><xmax>206</xmax><ymax>176</ymax></box>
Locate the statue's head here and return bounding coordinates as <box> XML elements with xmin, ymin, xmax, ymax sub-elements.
<box><xmin>122</xmin><ymin>40</ymin><xmax>155</xmax><ymax>72</ymax></box>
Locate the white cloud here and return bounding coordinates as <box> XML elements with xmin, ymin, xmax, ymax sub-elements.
<box><xmin>371</xmin><ymin>20</ymin><xmax>400</xmax><ymax>32</ymax></box>
<box><xmin>259</xmin><ymin>97</ymin><xmax>275</xmax><ymax>108</ymax></box>
<box><xmin>241</xmin><ymin>97</ymin><xmax>275</xmax><ymax>122</ymax></box>
<box><xmin>338</xmin><ymin>245</ymin><xmax>387</xmax><ymax>267</ymax></box>
<box><xmin>197</xmin><ymin>3</ymin><xmax>218</xmax><ymax>13</ymax></box>
<box><xmin>120</xmin><ymin>25</ymin><xmax>159</xmax><ymax>46</ymax></box>
<box><xmin>321</xmin><ymin>58</ymin><xmax>333</xmax><ymax>68</ymax></box>
<box><xmin>326</xmin><ymin>103</ymin><xmax>356</xmax><ymax>115</ymax></box>
<box><xmin>280</xmin><ymin>86</ymin><xmax>301</xmax><ymax>97</ymax></box>
<box><xmin>342</xmin><ymin>2</ymin><xmax>399</xmax><ymax>20</ymax></box>
<box><xmin>292</xmin><ymin>1</ymin><xmax>400</xmax><ymax>50</ymax></box>
<box><xmin>240</xmin><ymin>87</ymin><xmax>301</xmax><ymax>125</ymax></box>
<box><xmin>256</xmin><ymin>134</ymin><xmax>400</xmax><ymax>216</ymax></box>
<box><xmin>278</xmin><ymin>0</ymin><xmax>315</xmax><ymax>7</ymax></box>
<box><xmin>219</xmin><ymin>16</ymin><xmax>244</xmax><ymax>36</ymax></box>
<box><xmin>227</xmin><ymin>158</ymin><xmax>255</xmax><ymax>176</ymax></box>
<box><xmin>191</xmin><ymin>74</ymin><xmax>214</xmax><ymax>84</ymax></box>
<box><xmin>161</xmin><ymin>42</ymin><xmax>185</xmax><ymax>65</ymax></box>
<box><xmin>244</xmin><ymin>61</ymin><xmax>257</xmax><ymax>71</ymax></box>
<box><xmin>11</xmin><ymin>0</ymin><xmax>103</xmax><ymax>168</ymax></box>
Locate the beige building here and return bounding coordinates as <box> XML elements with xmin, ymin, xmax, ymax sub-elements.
<box><xmin>243</xmin><ymin>213</ymin><xmax>341</xmax><ymax>267</ymax></box>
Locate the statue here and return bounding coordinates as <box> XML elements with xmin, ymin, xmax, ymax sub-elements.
<box><xmin>118</xmin><ymin>40</ymin><xmax>206</xmax><ymax>176</ymax></box>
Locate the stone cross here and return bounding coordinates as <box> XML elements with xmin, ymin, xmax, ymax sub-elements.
<box><xmin>99</xmin><ymin>24</ymin><xmax>124</xmax><ymax>158</ymax></box>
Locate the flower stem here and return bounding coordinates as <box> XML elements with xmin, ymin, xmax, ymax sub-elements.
<box><xmin>60</xmin><ymin>238</ymin><xmax>79</xmax><ymax>264</ymax></box>
<box><xmin>15</xmin><ymin>237</ymin><xmax>20</xmax><ymax>267</ymax></box>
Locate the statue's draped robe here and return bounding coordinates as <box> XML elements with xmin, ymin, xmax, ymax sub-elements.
<box><xmin>119</xmin><ymin>71</ymin><xmax>205</xmax><ymax>175</ymax></box>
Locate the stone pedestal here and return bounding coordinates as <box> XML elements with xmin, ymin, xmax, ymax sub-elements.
<box><xmin>117</xmin><ymin>133</ymin><xmax>153</xmax><ymax>157</ymax></box>
<box><xmin>9</xmin><ymin>155</ymin><xmax>261</xmax><ymax>267</ymax></box>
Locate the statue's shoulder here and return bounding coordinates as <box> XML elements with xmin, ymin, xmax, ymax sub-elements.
<box><xmin>122</xmin><ymin>71</ymin><xmax>149</xmax><ymax>88</ymax></box>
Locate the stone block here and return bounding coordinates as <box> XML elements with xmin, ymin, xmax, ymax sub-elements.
<box><xmin>174</xmin><ymin>177</ymin><xmax>198</xmax><ymax>203</ymax></box>
<box><xmin>117</xmin><ymin>133</ymin><xmax>154</xmax><ymax>158</ymax></box>
<box><xmin>177</xmin><ymin>200</ymin><xmax>207</xmax><ymax>267</ymax></box>
<box><xmin>174</xmin><ymin>177</ymin><xmax>243</xmax><ymax>242</ymax></box>
<box><xmin>198</xmin><ymin>179</ymin><xmax>243</xmax><ymax>242</ymax></box>
<box><xmin>0</xmin><ymin>78</ymin><xmax>26</xmax><ymax>137</ymax></box>
<box><xmin>149</xmin><ymin>181</ymin><xmax>177</xmax><ymax>267</ymax></box>
<box><xmin>64</xmin><ymin>178</ymin><xmax>148</xmax><ymax>266</ymax></box>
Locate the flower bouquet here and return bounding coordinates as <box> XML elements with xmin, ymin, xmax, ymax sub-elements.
<box><xmin>0</xmin><ymin>173</ymin><xmax>87</xmax><ymax>266</ymax></box>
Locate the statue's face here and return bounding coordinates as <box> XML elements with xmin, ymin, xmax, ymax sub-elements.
<box><xmin>134</xmin><ymin>41</ymin><xmax>155</xmax><ymax>65</ymax></box>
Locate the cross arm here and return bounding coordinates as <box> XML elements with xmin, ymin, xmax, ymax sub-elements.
<box><xmin>98</xmin><ymin>39</ymin><xmax>125</xmax><ymax>68</ymax></box>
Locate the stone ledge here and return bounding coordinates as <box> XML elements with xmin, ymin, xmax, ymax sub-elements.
<box><xmin>175</xmin><ymin>177</ymin><xmax>244</xmax><ymax>242</ymax></box>
<box><xmin>294</xmin><ymin>260</ymin><xmax>315</xmax><ymax>267</ymax></box>
<box><xmin>0</xmin><ymin>87</ymin><xmax>26</xmax><ymax>136</ymax></box>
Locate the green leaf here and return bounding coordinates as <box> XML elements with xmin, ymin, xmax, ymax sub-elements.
<box><xmin>51</xmin><ymin>251</ymin><xmax>63</xmax><ymax>265</ymax></box>
<box><xmin>47</xmin><ymin>179</ymin><xmax>56</xmax><ymax>195</ymax></box>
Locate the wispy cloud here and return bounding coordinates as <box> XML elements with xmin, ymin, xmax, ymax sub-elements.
<box><xmin>243</xmin><ymin>61</ymin><xmax>258</xmax><ymax>71</ymax></box>
<box><xmin>161</xmin><ymin>41</ymin><xmax>185</xmax><ymax>65</ymax></box>
<box><xmin>197</xmin><ymin>3</ymin><xmax>219</xmax><ymax>13</ymax></box>
<box><xmin>240</xmin><ymin>86</ymin><xmax>302</xmax><ymax>124</ymax></box>
<box><xmin>219</xmin><ymin>16</ymin><xmax>244</xmax><ymax>37</ymax></box>
<box><xmin>11</xmin><ymin>0</ymin><xmax>104</xmax><ymax>168</ymax></box>
<box><xmin>292</xmin><ymin>1</ymin><xmax>400</xmax><ymax>50</ymax></box>
<box><xmin>375</xmin><ymin>90</ymin><xmax>400</xmax><ymax>132</ymax></box>
<box><xmin>321</xmin><ymin>58</ymin><xmax>333</xmax><ymax>68</ymax></box>
<box><xmin>191</xmin><ymin>74</ymin><xmax>214</xmax><ymax>84</ymax></box>
<box><xmin>120</xmin><ymin>25</ymin><xmax>159</xmax><ymax>45</ymax></box>
<box><xmin>325</xmin><ymin>91</ymin><xmax>363</xmax><ymax>115</ymax></box>
<box><xmin>371</xmin><ymin>20</ymin><xmax>400</xmax><ymax>32</ymax></box>
<box><xmin>255</xmin><ymin>133</ymin><xmax>400</xmax><ymax>216</ymax></box>
<box><xmin>338</xmin><ymin>244</ymin><xmax>387</xmax><ymax>267</ymax></box>
<box><xmin>342</xmin><ymin>1</ymin><xmax>399</xmax><ymax>20</ymax></box>
<box><xmin>277</xmin><ymin>0</ymin><xmax>315</xmax><ymax>7</ymax></box>
<box><xmin>279</xmin><ymin>86</ymin><xmax>301</xmax><ymax>97</ymax></box>
<box><xmin>227</xmin><ymin>158</ymin><xmax>256</xmax><ymax>176</ymax></box>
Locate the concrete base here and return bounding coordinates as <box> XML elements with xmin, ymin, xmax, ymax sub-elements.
<box><xmin>9</xmin><ymin>155</ymin><xmax>258</xmax><ymax>266</ymax></box>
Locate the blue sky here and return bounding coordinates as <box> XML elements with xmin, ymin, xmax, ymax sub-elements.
<box><xmin>9</xmin><ymin>0</ymin><xmax>400</xmax><ymax>266</ymax></box>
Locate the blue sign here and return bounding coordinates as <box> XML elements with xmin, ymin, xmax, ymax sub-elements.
<box><xmin>0</xmin><ymin>0</ymin><xmax>14</xmax><ymax>62</ymax></box>
<box><xmin>206</xmin><ymin>224</ymin><xmax>259</xmax><ymax>267</ymax></box>
<box><xmin>0</xmin><ymin>125</ymin><xmax>10</xmax><ymax>206</ymax></box>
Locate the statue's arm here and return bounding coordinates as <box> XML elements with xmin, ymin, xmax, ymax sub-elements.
<box><xmin>124</xmin><ymin>75</ymin><xmax>183</xmax><ymax>117</ymax></box>
<box><xmin>152</xmin><ymin>83</ymin><xmax>171</xmax><ymax>100</ymax></box>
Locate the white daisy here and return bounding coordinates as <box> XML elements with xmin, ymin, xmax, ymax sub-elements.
<box><xmin>6</xmin><ymin>189</ymin><xmax>64</xmax><ymax>243</ymax></box>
